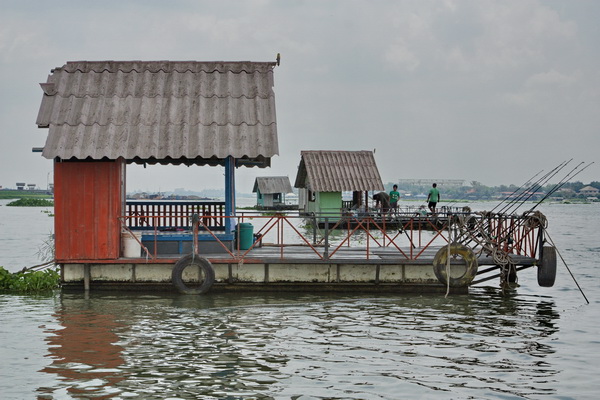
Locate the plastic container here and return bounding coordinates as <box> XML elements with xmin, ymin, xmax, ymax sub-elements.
<box><xmin>122</xmin><ymin>231</ymin><xmax>142</xmax><ymax>257</ymax></box>
<box><xmin>237</xmin><ymin>222</ymin><xmax>254</xmax><ymax>250</ymax></box>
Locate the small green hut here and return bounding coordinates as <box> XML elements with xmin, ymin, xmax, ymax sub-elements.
<box><xmin>252</xmin><ymin>176</ymin><xmax>294</xmax><ymax>208</ymax></box>
<box><xmin>294</xmin><ymin>150</ymin><xmax>384</xmax><ymax>222</ymax></box>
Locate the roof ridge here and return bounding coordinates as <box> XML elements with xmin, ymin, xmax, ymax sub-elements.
<box><xmin>45</xmin><ymin>93</ymin><xmax>274</xmax><ymax>100</ymax></box>
<box><xmin>50</xmin><ymin>121</ymin><xmax>278</xmax><ymax>128</ymax></box>
<box><xmin>56</xmin><ymin>61</ymin><xmax>276</xmax><ymax>74</ymax></box>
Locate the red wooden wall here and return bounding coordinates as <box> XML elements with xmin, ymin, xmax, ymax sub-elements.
<box><xmin>54</xmin><ymin>160</ymin><xmax>123</xmax><ymax>261</ymax></box>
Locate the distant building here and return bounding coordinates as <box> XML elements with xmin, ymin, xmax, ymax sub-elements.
<box><xmin>253</xmin><ymin>176</ymin><xmax>294</xmax><ymax>208</ymax></box>
<box><xmin>579</xmin><ymin>186</ymin><xmax>599</xmax><ymax>197</ymax></box>
<box><xmin>498</xmin><ymin>191</ymin><xmax>544</xmax><ymax>200</ymax></box>
<box><xmin>557</xmin><ymin>188</ymin><xmax>575</xmax><ymax>195</ymax></box>
<box><xmin>397</xmin><ymin>179</ymin><xmax>465</xmax><ymax>188</ymax></box>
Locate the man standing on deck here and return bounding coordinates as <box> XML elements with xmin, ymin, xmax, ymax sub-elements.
<box><xmin>427</xmin><ymin>183</ymin><xmax>440</xmax><ymax>215</ymax></box>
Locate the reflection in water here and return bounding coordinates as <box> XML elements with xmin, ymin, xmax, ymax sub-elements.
<box><xmin>39</xmin><ymin>296</ymin><xmax>126</xmax><ymax>399</ymax></box>
<box><xmin>36</xmin><ymin>290</ymin><xmax>561</xmax><ymax>399</ymax></box>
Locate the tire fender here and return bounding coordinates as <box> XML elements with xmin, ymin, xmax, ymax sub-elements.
<box><xmin>537</xmin><ymin>246</ymin><xmax>557</xmax><ymax>287</ymax></box>
<box><xmin>172</xmin><ymin>254</ymin><xmax>215</xmax><ymax>294</ymax></box>
<box><xmin>433</xmin><ymin>244</ymin><xmax>479</xmax><ymax>287</ymax></box>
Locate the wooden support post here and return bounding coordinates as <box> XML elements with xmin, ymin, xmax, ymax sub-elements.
<box><xmin>83</xmin><ymin>264</ymin><xmax>90</xmax><ymax>291</ymax></box>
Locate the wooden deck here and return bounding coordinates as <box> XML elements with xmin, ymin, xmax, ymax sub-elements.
<box><xmin>59</xmin><ymin>242</ymin><xmax>538</xmax><ymax>294</ymax></box>
<box><xmin>125</xmin><ymin>242</ymin><xmax>538</xmax><ymax>267</ymax></box>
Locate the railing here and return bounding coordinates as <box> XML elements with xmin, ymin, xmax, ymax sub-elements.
<box><xmin>126</xmin><ymin>201</ymin><xmax>226</xmax><ymax>230</ymax></box>
<box><xmin>457</xmin><ymin>210</ymin><xmax>546</xmax><ymax>264</ymax></box>
<box><xmin>120</xmin><ymin>206</ymin><xmax>545</xmax><ymax>264</ymax></box>
<box><xmin>305</xmin><ymin>211</ymin><xmax>540</xmax><ymax>260</ymax></box>
<box><xmin>315</xmin><ymin>204</ymin><xmax>471</xmax><ymax>220</ymax></box>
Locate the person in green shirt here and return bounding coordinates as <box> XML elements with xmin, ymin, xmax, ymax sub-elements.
<box><xmin>389</xmin><ymin>184</ymin><xmax>400</xmax><ymax>212</ymax></box>
<box><xmin>427</xmin><ymin>183</ymin><xmax>440</xmax><ymax>215</ymax></box>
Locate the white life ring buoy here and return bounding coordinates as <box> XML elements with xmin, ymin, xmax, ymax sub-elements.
<box><xmin>433</xmin><ymin>244</ymin><xmax>479</xmax><ymax>287</ymax></box>
<box><xmin>172</xmin><ymin>254</ymin><xmax>215</xmax><ymax>294</ymax></box>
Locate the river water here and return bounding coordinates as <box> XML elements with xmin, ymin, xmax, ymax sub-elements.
<box><xmin>1</xmin><ymin>199</ymin><xmax>599</xmax><ymax>399</ymax></box>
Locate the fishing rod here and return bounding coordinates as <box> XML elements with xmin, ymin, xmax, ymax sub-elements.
<box><xmin>499</xmin><ymin>160</ymin><xmax>573</xmax><ymax>215</ymax></box>
<box><xmin>517</xmin><ymin>161</ymin><xmax>586</xmax><ymax>213</ymax></box>
<box><xmin>458</xmin><ymin>161</ymin><xmax>571</xmax><ymax>249</ymax></box>
<box><xmin>528</xmin><ymin>161</ymin><xmax>594</xmax><ymax>212</ymax></box>
<box><xmin>544</xmin><ymin>232</ymin><xmax>590</xmax><ymax>304</ymax></box>
<box><xmin>455</xmin><ymin>160</ymin><xmax>593</xmax><ymax>265</ymax></box>
<box><xmin>499</xmin><ymin>160</ymin><xmax>572</xmax><ymax>214</ymax></box>
<box><xmin>483</xmin><ymin>162</ymin><xmax>590</xmax><ymax>255</ymax></box>
<box><xmin>460</xmin><ymin>169</ymin><xmax>544</xmax><ymax>248</ymax></box>
<box><xmin>454</xmin><ymin>168</ymin><xmax>548</xmax><ymax>246</ymax></box>
<box><xmin>532</xmin><ymin>162</ymin><xmax>586</xmax><ymax>205</ymax></box>
<box><xmin>477</xmin><ymin>161</ymin><xmax>590</xmax><ymax>256</ymax></box>
<box><xmin>493</xmin><ymin>165</ymin><xmax>562</xmax><ymax>215</ymax></box>
<box><xmin>490</xmin><ymin>167</ymin><xmax>547</xmax><ymax>214</ymax></box>
<box><xmin>545</xmin><ymin>161</ymin><xmax>594</xmax><ymax>199</ymax></box>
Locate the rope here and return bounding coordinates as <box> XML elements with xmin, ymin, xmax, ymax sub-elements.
<box><xmin>492</xmin><ymin>248</ymin><xmax>511</xmax><ymax>265</ymax></box>
<box><xmin>450</xmin><ymin>208</ymin><xmax>536</xmax><ymax>291</ymax></box>
<box><xmin>522</xmin><ymin>210</ymin><xmax>548</xmax><ymax>229</ymax></box>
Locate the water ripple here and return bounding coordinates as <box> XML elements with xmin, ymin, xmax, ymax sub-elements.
<box><xmin>4</xmin><ymin>290</ymin><xmax>562</xmax><ymax>400</ymax></box>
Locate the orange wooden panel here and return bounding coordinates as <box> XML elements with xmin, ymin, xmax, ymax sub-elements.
<box><xmin>54</xmin><ymin>161</ymin><xmax>123</xmax><ymax>261</ymax></box>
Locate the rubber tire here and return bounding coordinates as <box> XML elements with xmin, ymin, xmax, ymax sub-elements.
<box><xmin>172</xmin><ymin>254</ymin><xmax>215</xmax><ymax>294</ymax></box>
<box><xmin>537</xmin><ymin>246</ymin><xmax>557</xmax><ymax>287</ymax></box>
<box><xmin>433</xmin><ymin>244</ymin><xmax>479</xmax><ymax>287</ymax></box>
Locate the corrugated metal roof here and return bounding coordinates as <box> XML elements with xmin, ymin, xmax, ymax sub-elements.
<box><xmin>252</xmin><ymin>176</ymin><xmax>294</xmax><ymax>194</ymax></box>
<box><xmin>36</xmin><ymin>61</ymin><xmax>278</xmax><ymax>166</ymax></box>
<box><xmin>294</xmin><ymin>150</ymin><xmax>384</xmax><ymax>192</ymax></box>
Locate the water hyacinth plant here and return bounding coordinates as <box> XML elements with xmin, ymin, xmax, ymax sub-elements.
<box><xmin>0</xmin><ymin>266</ymin><xmax>60</xmax><ymax>293</ymax></box>
<box><xmin>6</xmin><ymin>198</ymin><xmax>54</xmax><ymax>207</ymax></box>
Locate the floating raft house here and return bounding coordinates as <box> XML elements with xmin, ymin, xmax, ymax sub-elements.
<box><xmin>34</xmin><ymin>60</ymin><xmax>557</xmax><ymax>294</ymax></box>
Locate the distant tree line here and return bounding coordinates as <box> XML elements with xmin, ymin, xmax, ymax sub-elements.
<box><xmin>385</xmin><ymin>181</ymin><xmax>600</xmax><ymax>201</ymax></box>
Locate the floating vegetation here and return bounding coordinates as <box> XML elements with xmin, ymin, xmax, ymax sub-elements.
<box><xmin>42</xmin><ymin>209</ymin><xmax>55</xmax><ymax>217</ymax></box>
<box><xmin>262</xmin><ymin>211</ymin><xmax>288</xmax><ymax>216</ymax></box>
<box><xmin>6</xmin><ymin>198</ymin><xmax>54</xmax><ymax>207</ymax></box>
<box><xmin>0</xmin><ymin>266</ymin><xmax>60</xmax><ymax>293</ymax></box>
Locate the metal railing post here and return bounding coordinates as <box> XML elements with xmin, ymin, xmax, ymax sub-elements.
<box><xmin>323</xmin><ymin>217</ymin><xmax>329</xmax><ymax>260</ymax></box>
<box><xmin>312</xmin><ymin>214</ymin><xmax>317</xmax><ymax>244</ymax></box>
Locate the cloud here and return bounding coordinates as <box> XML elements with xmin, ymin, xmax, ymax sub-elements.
<box><xmin>525</xmin><ymin>69</ymin><xmax>578</xmax><ymax>88</ymax></box>
<box><xmin>0</xmin><ymin>0</ymin><xmax>598</xmax><ymax>193</ymax></box>
<box><xmin>384</xmin><ymin>39</ymin><xmax>421</xmax><ymax>71</ymax></box>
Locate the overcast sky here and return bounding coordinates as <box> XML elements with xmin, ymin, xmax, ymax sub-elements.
<box><xmin>1</xmin><ymin>0</ymin><xmax>598</xmax><ymax>194</ymax></box>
